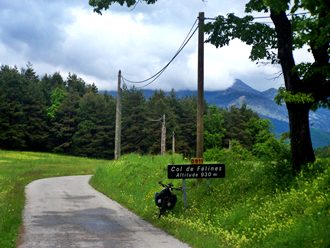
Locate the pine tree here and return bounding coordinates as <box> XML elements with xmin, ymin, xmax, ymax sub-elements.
<box><xmin>51</xmin><ymin>91</ymin><xmax>80</xmax><ymax>154</ymax></box>
<box><xmin>71</xmin><ymin>92</ymin><xmax>115</xmax><ymax>158</ymax></box>
<box><xmin>121</xmin><ymin>87</ymin><xmax>147</xmax><ymax>154</ymax></box>
<box><xmin>21</xmin><ymin>65</ymin><xmax>49</xmax><ymax>151</ymax></box>
<box><xmin>0</xmin><ymin>66</ymin><xmax>27</xmax><ymax>149</ymax></box>
<box><xmin>176</xmin><ymin>96</ymin><xmax>197</xmax><ymax>157</ymax></box>
<box><xmin>144</xmin><ymin>90</ymin><xmax>171</xmax><ymax>154</ymax></box>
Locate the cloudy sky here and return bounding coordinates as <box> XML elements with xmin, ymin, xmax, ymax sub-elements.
<box><xmin>0</xmin><ymin>0</ymin><xmax>311</xmax><ymax>91</ymax></box>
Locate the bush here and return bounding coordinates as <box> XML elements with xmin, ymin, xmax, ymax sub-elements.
<box><xmin>315</xmin><ymin>146</ymin><xmax>330</xmax><ymax>158</ymax></box>
<box><xmin>252</xmin><ymin>131</ymin><xmax>290</xmax><ymax>162</ymax></box>
<box><xmin>204</xmin><ymin>140</ymin><xmax>255</xmax><ymax>163</ymax></box>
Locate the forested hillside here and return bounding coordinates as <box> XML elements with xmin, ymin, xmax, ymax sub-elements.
<box><xmin>0</xmin><ymin>64</ymin><xmax>289</xmax><ymax>160</ymax></box>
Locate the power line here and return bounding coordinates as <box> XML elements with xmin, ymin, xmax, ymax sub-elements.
<box><xmin>146</xmin><ymin>116</ymin><xmax>163</xmax><ymax>122</ymax></box>
<box><xmin>122</xmin><ymin>20</ymin><xmax>197</xmax><ymax>87</ymax></box>
<box><xmin>121</xmin><ymin>18</ymin><xmax>198</xmax><ymax>88</ymax></box>
<box><xmin>205</xmin><ymin>11</ymin><xmax>310</xmax><ymax>21</ymax></box>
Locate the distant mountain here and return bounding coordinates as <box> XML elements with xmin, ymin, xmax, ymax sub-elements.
<box><xmin>262</xmin><ymin>116</ymin><xmax>330</xmax><ymax>148</ymax></box>
<box><xmin>202</xmin><ymin>79</ymin><xmax>330</xmax><ymax>148</ymax></box>
<box><xmin>101</xmin><ymin>79</ymin><xmax>330</xmax><ymax>148</ymax></box>
<box><xmin>261</xmin><ymin>88</ymin><xmax>278</xmax><ymax>100</ymax></box>
<box><xmin>204</xmin><ymin>79</ymin><xmax>289</xmax><ymax>122</ymax></box>
<box><xmin>210</xmin><ymin>79</ymin><xmax>329</xmax><ymax>131</ymax></box>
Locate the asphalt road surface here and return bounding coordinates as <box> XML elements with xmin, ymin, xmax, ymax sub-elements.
<box><xmin>18</xmin><ymin>175</ymin><xmax>190</xmax><ymax>248</ymax></box>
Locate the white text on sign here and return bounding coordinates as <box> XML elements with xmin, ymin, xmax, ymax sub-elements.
<box><xmin>168</xmin><ymin>164</ymin><xmax>225</xmax><ymax>179</ymax></box>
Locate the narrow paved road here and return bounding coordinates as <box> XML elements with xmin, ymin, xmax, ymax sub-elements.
<box><xmin>18</xmin><ymin>175</ymin><xmax>190</xmax><ymax>248</ymax></box>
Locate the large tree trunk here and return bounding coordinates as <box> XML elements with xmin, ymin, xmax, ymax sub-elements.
<box><xmin>287</xmin><ymin>103</ymin><xmax>315</xmax><ymax>172</ymax></box>
<box><xmin>271</xmin><ymin>10</ymin><xmax>315</xmax><ymax>173</ymax></box>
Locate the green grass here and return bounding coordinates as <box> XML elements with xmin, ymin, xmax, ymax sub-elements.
<box><xmin>90</xmin><ymin>153</ymin><xmax>330</xmax><ymax>248</ymax></box>
<box><xmin>0</xmin><ymin>149</ymin><xmax>110</xmax><ymax>248</ymax></box>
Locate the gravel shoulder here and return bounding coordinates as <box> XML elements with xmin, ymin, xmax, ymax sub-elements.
<box><xmin>18</xmin><ymin>175</ymin><xmax>190</xmax><ymax>248</ymax></box>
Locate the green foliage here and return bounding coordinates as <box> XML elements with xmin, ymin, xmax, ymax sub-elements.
<box><xmin>203</xmin><ymin>104</ymin><xmax>276</xmax><ymax>155</ymax></box>
<box><xmin>89</xmin><ymin>0</ymin><xmax>158</xmax><ymax>14</ymax></box>
<box><xmin>221</xmin><ymin>104</ymin><xmax>272</xmax><ymax>150</ymax></box>
<box><xmin>22</xmin><ymin>78</ymin><xmax>49</xmax><ymax>150</ymax></box>
<box><xmin>67</xmin><ymin>73</ymin><xmax>87</xmax><ymax>96</ymax></box>
<box><xmin>0</xmin><ymin>65</ymin><xmax>49</xmax><ymax>150</ymax></box>
<box><xmin>205</xmin><ymin>132</ymin><xmax>292</xmax><ymax>186</ymax></box>
<box><xmin>251</xmin><ymin>116</ymin><xmax>290</xmax><ymax>166</ymax></box>
<box><xmin>315</xmin><ymin>146</ymin><xmax>330</xmax><ymax>158</ymax></box>
<box><xmin>204</xmin><ymin>105</ymin><xmax>225</xmax><ymax>149</ymax></box>
<box><xmin>121</xmin><ymin>87</ymin><xmax>147</xmax><ymax>153</ymax></box>
<box><xmin>172</xmin><ymin>96</ymin><xmax>197</xmax><ymax>157</ymax></box>
<box><xmin>71</xmin><ymin>92</ymin><xmax>115</xmax><ymax>158</ymax></box>
<box><xmin>51</xmin><ymin>91</ymin><xmax>81</xmax><ymax>154</ymax></box>
<box><xmin>252</xmin><ymin>131</ymin><xmax>290</xmax><ymax>160</ymax></box>
<box><xmin>91</xmin><ymin>153</ymin><xmax>330</xmax><ymax>248</ymax></box>
<box><xmin>205</xmin><ymin>13</ymin><xmax>277</xmax><ymax>63</ymax></box>
<box><xmin>204</xmin><ymin>141</ymin><xmax>255</xmax><ymax>163</ymax></box>
<box><xmin>206</xmin><ymin>0</ymin><xmax>329</xmax><ymax>73</ymax></box>
<box><xmin>0</xmin><ymin>66</ymin><xmax>27</xmax><ymax>149</ymax></box>
<box><xmin>275</xmin><ymin>87</ymin><xmax>315</xmax><ymax>105</ymax></box>
<box><xmin>165</xmin><ymin>90</ymin><xmax>197</xmax><ymax>156</ymax></box>
<box><xmin>47</xmin><ymin>87</ymin><xmax>67</xmax><ymax>119</ymax></box>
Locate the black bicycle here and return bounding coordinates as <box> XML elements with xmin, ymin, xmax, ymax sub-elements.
<box><xmin>155</xmin><ymin>181</ymin><xmax>181</xmax><ymax>218</ymax></box>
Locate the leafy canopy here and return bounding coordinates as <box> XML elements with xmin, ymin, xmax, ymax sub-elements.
<box><xmin>89</xmin><ymin>0</ymin><xmax>157</xmax><ymax>14</ymax></box>
<box><xmin>205</xmin><ymin>0</ymin><xmax>329</xmax><ymax>108</ymax></box>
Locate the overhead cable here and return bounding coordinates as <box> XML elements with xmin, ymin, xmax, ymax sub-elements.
<box><xmin>205</xmin><ymin>11</ymin><xmax>310</xmax><ymax>21</ymax></box>
<box><xmin>121</xmin><ymin>18</ymin><xmax>198</xmax><ymax>88</ymax></box>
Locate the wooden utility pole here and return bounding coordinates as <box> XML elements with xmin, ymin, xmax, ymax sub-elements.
<box><xmin>196</xmin><ymin>12</ymin><xmax>204</xmax><ymax>159</ymax></box>
<box><xmin>172</xmin><ymin>131</ymin><xmax>175</xmax><ymax>154</ymax></box>
<box><xmin>161</xmin><ymin>114</ymin><xmax>166</xmax><ymax>155</ymax></box>
<box><xmin>114</xmin><ymin>70</ymin><xmax>122</xmax><ymax>160</ymax></box>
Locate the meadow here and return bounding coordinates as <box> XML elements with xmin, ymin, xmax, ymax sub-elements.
<box><xmin>0</xmin><ymin>150</ymin><xmax>109</xmax><ymax>248</ymax></box>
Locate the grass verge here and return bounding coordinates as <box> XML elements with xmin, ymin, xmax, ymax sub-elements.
<box><xmin>90</xmin><ymin>153</ymin><xmax>330</xmax><ymax>248</ymax></box>
<box><xmin>0</xmin><ymin>149</ymin><xmax>110</xmax><ymax>248</ymax></box>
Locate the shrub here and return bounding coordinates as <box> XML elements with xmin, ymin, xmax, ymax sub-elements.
<box><xmin>315</xmin><ymin>146</ymin><xmax>330</xmax><ymax>158</ymax></box>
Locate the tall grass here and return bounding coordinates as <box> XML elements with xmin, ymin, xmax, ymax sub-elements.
<box><xmin>0</xmin><ymin>150</ymin><xmax>109</xmax><ymax>248</ymax></box>
<box><xmin>91</xmin><ymin>152</ymin><xmax>330</xmax><ymax>248</ymax></box>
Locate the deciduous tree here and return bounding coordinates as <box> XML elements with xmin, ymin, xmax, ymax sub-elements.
<box><xmin>205</xmin><ymin>0</ymin><xmax>329</xmax><ymax>172</ymax></box>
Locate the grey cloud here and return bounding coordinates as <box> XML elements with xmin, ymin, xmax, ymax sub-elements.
<box><xmin>0</xmin><ymin>0</ymin><xmax>79</xmax><ymax>60</ymax></box>
<box><xmin>0</xmin><ymin>0</ymin><xmax>284</xmax><ymax>91</ymax></box>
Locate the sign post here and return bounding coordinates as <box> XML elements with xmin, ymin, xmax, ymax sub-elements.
<box><xmin>182</xmin><ymin>177</ymin><xmax>187</xmax><ymax>209</ymax></box>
